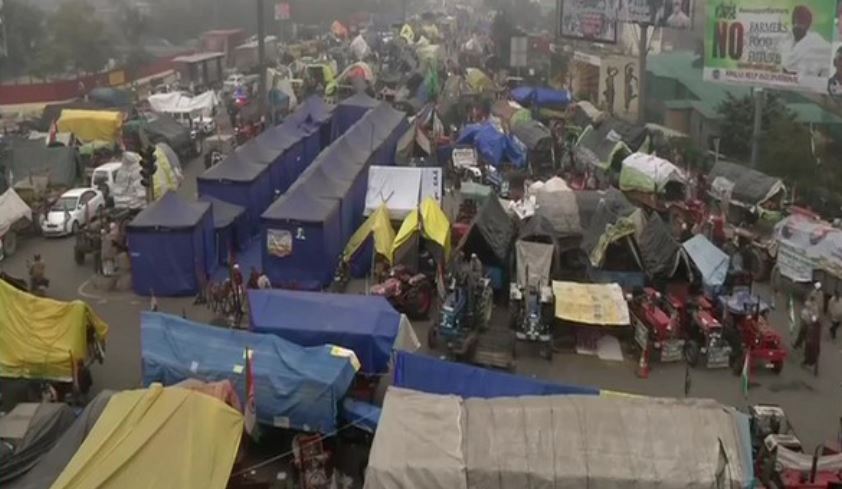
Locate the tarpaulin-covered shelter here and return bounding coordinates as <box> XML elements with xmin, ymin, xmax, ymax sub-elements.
<box><xmin>551</xmin><ymin>281</ymin><xmax>630</xmax><ymax>326</ymax></box>
<box><xmin>254</xmin><ymin>121</ymin><xmax>307</xmax><ymax>189</ymax></box>
<box><xmin>248</xmin><ymin>290</ymin><xmax>418</xmax><ymax>374</ymax></box>
<box><xmin>0</xmin><ymin>402</ymin><xmax>76</xmax><ymax>485</ymax></box>
<box><xmin>578</xmin><ymin>190</ymin><xmax>645</xmax><ymax>286</ymax></box>
<box><xmin>456</xmin><ymin>122</ymin><xmax>526</xmax><ymax>168</ymax></box>
<box><xmin>197</xmin><ymin>152</ymin><xmax>272</xmax><ymax>235</ymax></box>
<box><xmin>48</xmin><ymin>384</ymin><xmax>243</xmax><ymax>489</ymax></box>
<box><xmin>619</xmin><ymin>152</ymin><xmax>687</xmax><ymax>195</ymax></box>
<box><xmin>88</xmin><ymin>87</ymin><xmax>133</xmax><ymax>108</ymax></box>
<box><xmin>683</xmin><ymin>234</ymin><xmax>730</xmax><ymax>289</ymax></box>
<box><xmin>0</xmin><ymin>279</ymin><xmax>109</xmax><ymax>382</ymax></box>
<box><xmin>331</xmin><ymin>92</ymin><xmax>379</xmax><ymax>141</ymax></box>
<box><xmin>199</xmin><ymin>196</ymin><xmax>249</xmax><ymax>265</ymax></box>
<box><xmin>142</xmin><ymin>312</ymin><xmax>358</xmax><ymax>432</ymax></box>
<box><xmin>391</xmin><ymin>197</ymin><xmax>452</xmax><ymax>269</ymax></box>
<box><xmin>297</xmin><ymin>164</ymin><xmax>357</xmax><ymax>243</ymax></box>
<box><xmin>56</xmin><ymin>110</ymin><xmax>122</xmax><ymax>143</ymax></box>
<box><xmin>637</xmin><ymin>213</ymin><xmax>688</xmax><ymax>279</ymax></box>
<box><xmin>533</xmin><ymin>179</ymin><xmax>582</xmax><ymax>238</ymax></box>
<box><xmin>261</xmin><ymin>186</ymin><xmax>341</xmax><ymax>290</ymax></box>
<box><xmin>126</xmin><ymin>192</ymin><xmax>215</xmax><ymax>296</ymax></box>
<box><xmin>465</xmin><ymin>67</ymin><xmax>497</xmax><ymax>93</ymax></box>
<box><xmin>514</xmin><ymin>240</ymin><xmax>555</xmax><ymax>287</ymax></box>
<box><xmin>287</xmin><ymin>95</ymin><xmax>335</xmax><ymax>147</ymax></box>
<box><xmin>708</xmin><ymin>160</ymin><xmax>786</xmax><ymax>209</ymax></box>
<box><xmin>573</xmin><ymin>123</ymin><xmax>632</xmax><ymax>172</ymax></box>
<box><xmin>364</xmin><ymin>166</ymin><xmax>442</xmax><ymax>220</ymax></box>
<box><xmin>510</xmin><ymin>86</ymin><xmax>572</xmax><ymax>108</ymax></box>
<box><xmin>364</xmin><ymin>387</ymin><xmax>754</xmax><ymax>489</ymax></box>
<box><xmin>342</xmin><ymin>205</ymin><xmax>395</xmax><ymax>277</ymax></box>
<box><xmin>490</xmin><ymin>100</ymin><xmax>531</xmax><ymax>128</ymax></box>
<box><xmin>5</xmin><ymin>139</ymin><xmax>81</xmax><ymax>188</ymax></box>
<box><xmin>511</xmin><ymin>119</ymin><xmax>552</xmax><ymax>152</ymax></box>
<box><xmin>456</xmin><ymin>195</ymin><xmax>515</xmax><ymax>268</ymax></box>
<box><xmin>394</xmin><ymin>351</ymin><xmax>598</xmax><ymax>398</ymax></box>
<box><xmin>148</xmin><ymin>90</ymin><xmax>219</xmax><ymax>116</ymax></box>
<box><xmin>395</xmin><ymin>104</ymin><xmax>445</xmax><ymax>164</ymax></box>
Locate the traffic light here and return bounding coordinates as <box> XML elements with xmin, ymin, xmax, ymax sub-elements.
<box><xmin>139</xmin><ymin>146</ymin><xmax>157</xmax><ymax>188</ymax></box>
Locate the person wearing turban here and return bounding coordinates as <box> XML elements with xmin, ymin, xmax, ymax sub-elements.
<box><xmin>783</xmin><ymin>5</ymin><xmax>832</xmax><ymax>77</ymax></box>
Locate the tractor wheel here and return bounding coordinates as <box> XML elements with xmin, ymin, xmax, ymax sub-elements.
<box><xmin>3</xmin><ymin>231</ymin><xmax>18</xmax><ymax>257</ymax></box>
<box><xmin>410</xmin><ymin>285</ymin><xmax>432</xmax><ymax>320</ymax></box>
<box><xmin>730</xmin><ymin>351</ymin><xmax>745</xmax><ymax>376</ymax></box>
<box><xmin>427</xmin><ymin>325</ymin><xmax>439</xmax><ymax>350</ymax></box>
<box><xmin>508</xmin><ymin>303</ymin><xmax>520</xmax><ymax>330</ymax></box>
<box><xmin>772</xmin><ymin>361</ymin><xmax>784</xmax><ymax>375</ymax></box>
<box><xmin>684</xmin><ymin>340</ymin><xmax>701</xmax><ymax>368</ymax></box>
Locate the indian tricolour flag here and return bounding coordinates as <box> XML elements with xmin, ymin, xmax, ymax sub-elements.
<box><xmin>740</xmin><ymin>352</ymin><xmax>750</xmax><ymax>399</ymax></box>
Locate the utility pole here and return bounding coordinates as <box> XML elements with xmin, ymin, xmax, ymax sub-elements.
<box><xmin>256</xmin><ymin>0</ymin><xmax>267</xmax><ymax>121</ymax></box>
<box><xmin>750</xmin><ymin>87</ymin><xmax>764</xmax><ymax>168</ymax></box>
<box><xmin>636</xmin><ymin>23</ymin><xmax>649</xmax><ymax>125</ymax></box>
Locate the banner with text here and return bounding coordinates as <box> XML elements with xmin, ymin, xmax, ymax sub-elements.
<box><xmin>704</xmin><ymin>0</ymin><xmax>840</xmax><ymax>94</ymax></box>
<box><xmin>559</xmin><ymin>0</ymin><xmax>693</xmax><ymax>41</ymax></box>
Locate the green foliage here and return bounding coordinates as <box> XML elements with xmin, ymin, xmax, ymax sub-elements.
<box><xmin>717</xmin><ymin>92</ymin><xmax>793</xmax><ymax>161</ymax></box>
<box><xmin>0</xmin><ymin>0</ymin><xmax>47</xmax><ymax>79</ymax></box>
<box><xmin>48</xmin><ymin>0</ymin><xmax>114</xmax><ymax>74</ymax></box>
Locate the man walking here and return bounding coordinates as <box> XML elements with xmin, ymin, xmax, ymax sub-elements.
<box><xmin>829</xmin><ymin>290</ymin><xmax>842</xmax><ymax>339</ymax></box>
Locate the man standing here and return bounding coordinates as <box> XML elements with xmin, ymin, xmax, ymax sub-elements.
<box><xmin>803</xmin><ymin>313</ymin><xmax>822</xmax><ymax>375</ymax></box>
<box><xmin>794</xmin><ymin>297</ymin><xmax>816</xmax><ymax>349</ymax></box>
<box><xmin>782</xmin><ymin>5</ymin><xmax>832</xmax><ymax>77</ymax></box>
<box><xmin>829</xmin><ymin>290</ymin><xmax>842</xmax><ymax>339</ymax></box>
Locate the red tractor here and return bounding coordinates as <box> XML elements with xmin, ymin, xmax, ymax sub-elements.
<box><xmin>718</xmin><ymin>291</ymin><xmax>787</xmax><ymax>375</ymax></box>
<box><xmin>370</xmin><ymin>265</ymin><xmax>433</xmax><ymax>319</ymax></box>
<box><xmin>628</xmin><ymin>288</ymin><xmax>685</xmax><ymax>363</ymax></box>
<box><xmin>679</xmin><ymin>294</ymin><xmax>733</xmax><ymax>369</ymax></box>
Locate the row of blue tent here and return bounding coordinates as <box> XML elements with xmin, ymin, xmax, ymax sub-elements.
<box><xmin>261</xmin><ymin>100</ymin><xmax>409</xmax><ymax>290</ymax></box>
<box><xmin>126</xmin><ymin>93</ymin><xmax>387</xmax><ymax>297</ymax></box>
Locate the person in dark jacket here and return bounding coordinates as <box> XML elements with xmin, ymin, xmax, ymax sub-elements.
<box><xmin>803</xmin><ymin>314</ymin><xmax>822</xmax><ymax>376</ymax></box>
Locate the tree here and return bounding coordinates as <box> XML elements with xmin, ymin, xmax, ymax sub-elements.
<box><xmin>46</xmin><ymin>0</ymin><xmax>113</xmax><ymax>74</ymax></box>
<box><xmin>717</xmin><ymin>92</ymin><xmax>792</xmax><ymax>161</ymax></box>
<box><xmin>0</xmin><ymin>0</ymin><xmax>46</xmax><ymax>79</ymax></box>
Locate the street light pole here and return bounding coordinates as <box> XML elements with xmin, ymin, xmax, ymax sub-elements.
<box><xmin>636</xmin><ymin>23</ymin><xmax>649</xmax><ymax>125</ymax></box>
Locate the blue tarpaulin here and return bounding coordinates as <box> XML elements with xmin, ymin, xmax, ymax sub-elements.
<box><xmin>248</xmin><ymin>289</ymin><xmax>403</xmax><ymax>374</ymax></box>
<box><xmin>331</xmin><ymin>92</ymin><xmax>379</xmax><ymax>141</ymax></box>
<box><xmin>127</xmin><ymin>192</ymin><xmax>215</xmax><ymax>296</ymax></box>
<box><xmin>456</xmin><ymin>122</ymin><xmax>526</xmax><ymax>168</ymax></box>
<box><xmin>394</xmin><ymin>352</ymin><xmax>600</xmax><ymax>398</ymax></box>
<box><xmin>141</xmin><ymin>312</ymin><xmax>357</xmax><ymax>433</ymax></box>
<box><xmin>261</xmin><ymin>186</ymin><xmax>342</xmax><ymax>290</ymax></box>
<box><xmin>289</xmin><ymin>96</ymin><xmax>335</xmax><ymax>147</ymax></box>
<box><xmin>510</xmin><ymin>86</ymin><xmax>572</xmax><ymax>108</ymax></box>
<box><xmin>197</xmin><ymin>152</ymin><xmax>273</xmax><ymax>235</ymax></box>
<box><xmin>683</xmin><ymin>234</ymin><xmax>729</xmax><ymax>288</ymax></box>
<box><xmin>200</xmin><ymin>196</ymin><xmax>249</xmax><ymax>265</ymax></box>
<box><xmin>341</xmin><ymin>398</ymin><xmax>380</xmax><ymax>433</ymax></box>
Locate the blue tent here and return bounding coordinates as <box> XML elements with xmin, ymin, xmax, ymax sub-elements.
<box><xmin>200</xmin><ymin>196</ymin><xmax>249</xmax><ymax>265</ymax></box>
<box><xmin>289</xmin><ymin>96</ymin><xmax>336</xmax><ymax>148</ymax></box>
<box><xmin>236</xmin><ymin>137</ymin><xmax>286</xmax><ymax>193</ymax></box>
<box><xmin>456</xmin><ymin>122</ymin><xmax>526</xmax><ymax>168</ymax></box>
<box><xmin>258</xmin><ymin>123</ymin><xmax>306</xmax><ymax>193</ymax></box>
<box><xmin>127</xmin><ymin>192</ymin><xmax>215</xmax><ymax>296</ymax></box>
<box><xmin>331</xmin><ymin>92</ymin><xmax>379</xmax><ymax>141</ymax></box>
<box><xmin>196</xmin><ymin>152</ymin><xmax>273</xmax><ymax>235</ymax></box>
<box><xmin>510</xmin><ymin>86</ymin><xmax>572</xmax><ymax>108</ymax></box>
<box><xmin>248</xmin><ymin>289</ymin><xmax>403</xmax><ymax>374</ymax></box>
<box><xmin>141</xmin><ymin>312</ymin><xmax>357</xmax><ymax>433</ymax></box>
<box><xmin>394</xmin><ymin>352</ymin><xmax>600</xmax><ymax>398</ymax></box>
<box><xmin>295</xmin><ymin>165</ymin><xmax>355</xmax><ymax>244</ymax></box>
<box><xmin>261</xmin><ymin>185</ymin><xmax>342</xmax><ymax>290</ymax></box>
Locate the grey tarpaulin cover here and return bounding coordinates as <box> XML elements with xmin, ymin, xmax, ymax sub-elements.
<box><xmin>534</xmin><ymin>184</ymin><xmax>581</xmax><ymax>237</ymax></box>
<box><xmin>579</xmin><ymin>189</ymin><xmax>639</xmax><ymax>258</ymax></box>
<box><xmin>515</xmin><ymin>240</ymin><xmax>554</xmax><ymax>286</ymax></box>
<box><xmin>365</xmin><ymin>387</ymin><xmax>754</xmax><ymax>489</ymax></box>
<box><xmin>708</xmin><ymin>161</ymin><xmax>785</xmax><ymax>207</ymax></box>
<box><xmin>638</xmin><ymin>213</ymin><xmax>682</xmax><ymax>278</ymax></box>
<box><xmin>7</xmin><ymin>139</ymin><xmax>80</xmax><ymax>187</ymax></box>
<box><xmin>511</xmin><ymin>120</ymin><xmax>552</xmax><ymax>152</ymax></box>
<box><xmin>7</xmin><ymin>391</ymin><xmax>114</xmax><ymax>489</ymax></box>
<box><xmin>0</xmin><ymin>402</ymin><xmax>76</xmax><ymax>484</ymax></box>
<box><xmin>458</xmin><ymin>196</ymin><xmax>514</xmax><ymax>266</ymax></box>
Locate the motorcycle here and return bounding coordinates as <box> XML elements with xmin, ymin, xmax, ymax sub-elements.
<box><xmin>370</xmin><ymin>265</ymin><xmax>433</xmax><ymax>319</ymax></box>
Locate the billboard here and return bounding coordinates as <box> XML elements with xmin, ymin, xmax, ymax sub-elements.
<box><xmin>559</xmin><ymin>0</ymin><xmax>619</xmax><ymax>43</ymax></box>
<box><xmin>704</xmin><ymin>0</ymin><xmax>841</xmax><ymax>95</ymax></box>
<box><xmin>599</xmin><ymin>54</ymin><xmax>640</xmax><ymax>122</ymax></box>
<box><xmin>621</xmin><ymin>0</ymin><xmax>694</xmax><ymax>27</ymax></box>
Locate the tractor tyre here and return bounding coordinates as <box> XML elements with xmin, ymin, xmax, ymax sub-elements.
<box><xmin>427</xmin><ymin>324</ymin><xmax>439</xmax><ymax>350</ymax></box>
<box><xmin>730</xmin><ymin>351</ymin><xmax>745</xmax><ymax>376</ymax></box>
<box><xmin>772</xmin><ymin>361</ymin><xmax>784</xmax><ymax>375</ymax></box>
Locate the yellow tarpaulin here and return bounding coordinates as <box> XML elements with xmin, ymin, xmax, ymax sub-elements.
<box><xmin>51</xmin><ymin>384</ymin><xmax>243</xmax><ymax>489</ymax></box>
<box><xmin>465</xmin><ymin>68</ymin><xmax>497</xmax><ymax>93</ymax></box>
<box><xmin>0</xmin><ymin>279</ymin><xmax>109</xmax><ymax>381</ymax></box>
<box><xmin>152</xmin><ymin>144</ymin><xmax>180</xmax><ymax>199</ymax></box>
<box><xmin>56</xmin><ymin>110</ymin><xmax>122</xmax><ymax>143</ymax></box>
<box><xmin>391</xmin><ymin>198</ymin><xmax>451</xmax><ymax>263</ymax></box>
<box><xmin>342</xmin><ymin>204</ymin><xmax>395</xmax><ymax>261</ymax></box>
<box><xmin>551</xmin><ymin>281</ymin><xmax>630</xmax><ymax>326</ymax></box>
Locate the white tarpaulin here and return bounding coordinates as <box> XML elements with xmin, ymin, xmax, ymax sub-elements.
<box><xmin>148</xmin><ymin>90</ymin><xmax>220</xmax><ymax>116</ymax></box>
<box><xmin>0</xmin><ymin>188</ymin><xmax>32</xmax><ymax>237</ymax></box>
<box><xmin>350</xmin><ymin>35</ymin><xmax>371</xmax><ymax>60</ymax></box>
<box><xmin>365</xmin><ymin>388</ymin><xmax>754</xmax><ymax>489</ymax></box>
<box><xmin>364</xmin><ymin>166</ymin><xmax>442</xmax><ymax>220</ymax></box>
<box><xmin>515</xmin><ymin>240</ymin><xmax>553</xmax><ymax>286</ymax></box>
<box><xmin>619</xmin><ymin>152</ymin><xmax>686</xmax><ymax>194</ymax></box>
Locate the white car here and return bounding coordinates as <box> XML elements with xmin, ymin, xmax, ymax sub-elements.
<box><xmin>41</xmin><ymin>188</ymin><xmax>104</xmax><ymax>237</ymax></box>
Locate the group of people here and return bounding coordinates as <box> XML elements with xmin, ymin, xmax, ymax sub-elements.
<box><xmin>794</xmin><ymin>281</ymin><xmax>842</xmax><ymax>375</ymax></box>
